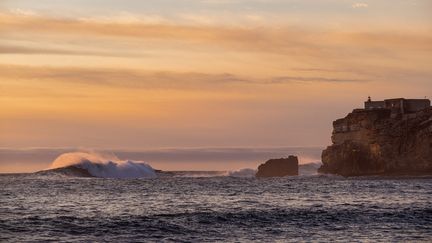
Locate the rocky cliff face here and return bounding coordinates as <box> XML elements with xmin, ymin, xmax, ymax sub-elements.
<box><xmin>256</xmin><ymin>156</ymin><xmax>299</xmax><ymax>178</ymax></box>
<box><xmin>319</xmin><ymin>108</ymin><xmax>432</xmax><ymax>176</ymax></box>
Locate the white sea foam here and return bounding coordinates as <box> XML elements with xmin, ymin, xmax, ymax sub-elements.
<box><xmin>228</xmin><ymin>168</ymin><xmax>257</xmax><ymax>178</ymax></box>
<box><xmin>170</xmin><ymin>163</ymin><xmax>321</xmax><ymax>178</ymax></box>
<box><xmin>299</xmin><ymin>162</ymin><xmax>322</xmax><ymax>176</ymax></box>
<box><xmin>48</xmin><ymin>152</ymin><xmax>157</xmax><ymax>179</ymax></box>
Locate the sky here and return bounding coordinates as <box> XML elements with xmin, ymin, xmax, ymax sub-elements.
<box><xmin>1</xmin><ymin>0</ymin><xmax>431</xmax><ymax>153</ymax></box>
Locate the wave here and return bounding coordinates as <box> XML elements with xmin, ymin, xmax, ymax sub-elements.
<box><xmin>172</xmin><ymin>171</ymin><xmax>226</xmax><ymax>178</ymax></box>
<box><xmin>40</xmin><ymin>152</ymin><xmax>157</xmax><ymax>179</ymax></box>
<box><xmin>299</xmin><ymin>162</ymin><xmax>322</xmax><ymax>176</ymax></box>
<box><xmin>37</xmin><ymin>152</ymin><xmax>321</xmax><ymax>179</ymax></box>
<box><xmin>171</xmin><ymin>169</ymin><xmax>257</xmax><ymax>178</ymax></box>
<box><xmin>171</xmin><ymin>163</ymin><xmax>322</xmax><ymax>178</ymax></box>
<box><xmin>228</xmin><ymin>168</ymin><xmax>257</xmax><ymax>178</ymax></box>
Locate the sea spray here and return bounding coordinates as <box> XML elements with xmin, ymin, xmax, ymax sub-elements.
<box><xmin>48</xmin><ymin>152</ymin><xmax>157</xmax><ymax>179</ymax></box>
<box><xmin>298</xmin><ymin>162</ymin><xmax>322</xmax><ymax>176</ymax></box>
<box><xmin>228</xmin><ymin>168</ymin><xmax>257</xmax><ymax>178</ymax></box>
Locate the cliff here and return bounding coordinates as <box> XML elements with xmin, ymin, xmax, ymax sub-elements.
<box><xmin>256</xmin><ymin>156</ymin><xmax>299</xmax><ymax>178</ymax></box>
<box><xmin>319</xmin><ymin>108</ymin><xmax>432</xmax><ymax>176</ymax></box>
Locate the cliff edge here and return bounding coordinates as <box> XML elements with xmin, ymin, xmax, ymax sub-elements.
<box><xmin>318</xmin><ymin>107</ymin><xmax>432</xmax><ymax>176</ymax></box>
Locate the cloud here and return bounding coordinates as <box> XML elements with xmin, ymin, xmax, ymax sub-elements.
<box><xmin>269</xmin><ymin>76</ymin><xmax>365</xmax><ymax>83</ymax></box>
<box><xmin>0</xmin><ymin>65</ymin><xmax>247</xmax><ymax>88</ymax></box>
<box><xmin>0</xmin><ymin>64</ymin><xmax>367</xmax><ymax>95</ymax></box>
<box><xmin>0</xmin><ymin>44</ymin><xmax>139</xmax><ymax>57</ymax></box>
<box><xmin>1</xmin><ymin>12</ymin><xmax>430</xmax><ymax>87</ymax></box>
<box><xmin>79</xmin><ymin>12</ymin><xmax>168</xmax><ymax>25</ymax></box>
<box><xmin>9</xmin><ymin>8</ymin><xmax>39</xmax><ymax>17</ymax></box>
<box><xmin>352</xmin><ymin>3</ymin><xmax>368</xmax><ymax>8</ymax></box>
<box><xmin>1</xmin><ymin>12</ymin><xmax>430</xmax><ymax>56</ymax></box>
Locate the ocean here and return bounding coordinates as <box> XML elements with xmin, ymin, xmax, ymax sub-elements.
<box><xmin>1</xmin><ymin>173</ymin><xmax>431</xmax><ymax>242</ymax></box>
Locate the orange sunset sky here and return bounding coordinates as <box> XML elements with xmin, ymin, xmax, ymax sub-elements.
<box><xmin>1</xmin><ymin>0</ymin><xmax>431</xmax><ymax>150</ymax></box>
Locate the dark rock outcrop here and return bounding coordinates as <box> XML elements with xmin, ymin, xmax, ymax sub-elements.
<box><xmin>256</xmin><ymin>156</ymin><xmax>299</xmax><ymax>178</ymax></box>
<box><xmin>319</xmin><ymin>107</ymin><xmax>432</xmax><ymax>176</ymax></box>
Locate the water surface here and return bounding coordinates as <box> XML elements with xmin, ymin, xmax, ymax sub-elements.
<box><xmin>1</xmin><ymin>174</ymin><xmax>431</xmax><ymax>242</ymax></box>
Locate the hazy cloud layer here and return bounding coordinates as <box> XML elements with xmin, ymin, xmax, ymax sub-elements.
<box><xmin>352</xmin><ymin>3</ymin><xmax>368</xmax><ymax>8</ymax></box>
<box><xmin>1</xmin><ymin>13</ymin><xmax>431</xmax><ymax>57</ymax></box>
<box><xmin>0</xmin><ymin>64</ymin><xmax>367</xmax><ymax>94</ymax></box>
<box><xmin>0</xmin><ymin>44</ymin><xmax>136</xmax><ymax>57</ymax></box>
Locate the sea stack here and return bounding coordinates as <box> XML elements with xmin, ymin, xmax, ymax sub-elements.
<box><xmin>319</xmin><ymin>97</ymin><xmax>432</xmax><ymax>176</ymax></box>
<box><xmin>256</xmin><ymin>156</ymin><xmax>299</xmax><ymax>178</ymax></box>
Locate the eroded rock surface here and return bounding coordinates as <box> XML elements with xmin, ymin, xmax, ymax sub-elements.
<box><xmin>256</xmin><ymin>156</ymin><xmax>299</xmax><ymax>178</ymax></box>
<box><xmin>319</xmin><ymin>108</ymin><xmax>432</xmax><ymax>176</ymax></box>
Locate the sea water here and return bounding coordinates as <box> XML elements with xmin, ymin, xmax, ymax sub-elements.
<box><xmin>1</xmin><ymin>173</ymin><xmax>431</xmax><ymax>242</ymax></box>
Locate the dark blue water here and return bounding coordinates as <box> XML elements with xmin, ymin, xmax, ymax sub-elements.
<box><xmin>1</xmin><ymin>174</ymin><xmax>431</xmax><ymax>242</ymax></box>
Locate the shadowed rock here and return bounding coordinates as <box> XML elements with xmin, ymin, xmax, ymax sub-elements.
<box><xmin>256</xmin><ymin>156</ymin><xmax>299</xmax><ymax>178</ymax></box>
<box><xmin>319</xmin><ymin>104</ymin><xmax>432</xmax><ymax>176</ymax></box>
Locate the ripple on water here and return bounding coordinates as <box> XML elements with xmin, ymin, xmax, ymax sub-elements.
<box><xmin>0</xmin><ymin>174</ymin><xmax>431</xmax><ymax>242</ymax></box>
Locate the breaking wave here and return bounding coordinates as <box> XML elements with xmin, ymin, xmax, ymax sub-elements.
<box><xmin>170</xmin><ymin>163</ymin><xmax>322</xmax><ymax>178</ymax></box>
<box><xmin>228</xmin><ymin>168</ymin><xmax>257</xmax><ymax>178</ymax></box>
<box><xmin>299</xmin><ymin>162</ymin><xmax>322</xmax><ymax>176</ymax></box>
<box><xmin>40</xmin><ymin>152</ymin><xmax>321</xmax><ymax>179</ymax></box>
<box><xmin>44</xmin><ymin>152</ymin><xmax>157</xmax><ymax>179</ymax></box>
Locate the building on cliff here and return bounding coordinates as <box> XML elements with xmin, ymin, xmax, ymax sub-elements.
<box><xmin>319</xmin><ymin>97</ymin><xmax>432</xmax><ymax>177</ymax></box>
<box><xmin>364</xmin><ymin>97</ymin><xmax>430</xmax><ymax>117</ymax></box>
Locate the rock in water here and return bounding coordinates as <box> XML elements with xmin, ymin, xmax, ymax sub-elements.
<box><xmin>319</xmin><ymin>106</ymin><xmax>432</xmax><ymax>176</ymax></box>
<box><xmin>256</xmin><ymin>156</ymin><xmax>299</xmax><ymax>178</ymax></box>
